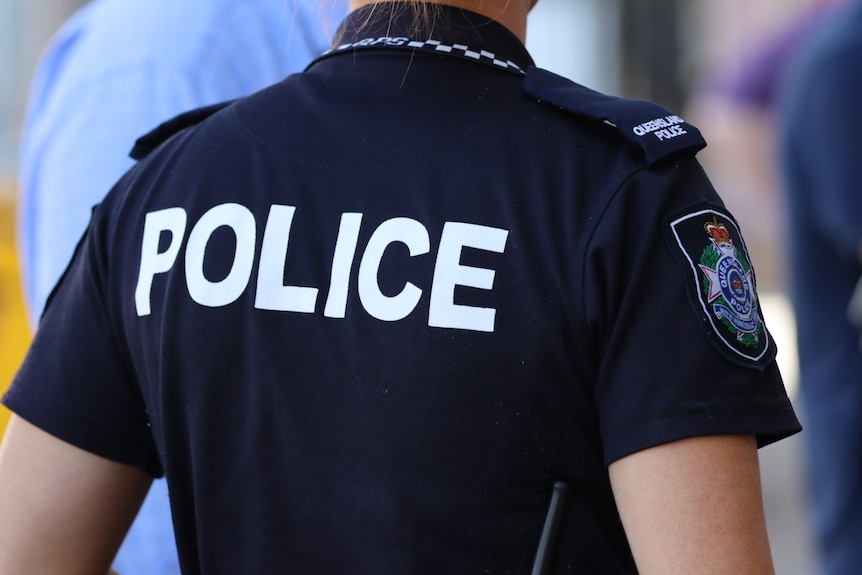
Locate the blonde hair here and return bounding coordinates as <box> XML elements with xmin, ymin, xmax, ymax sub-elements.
<box><xmin>334</xmin><ymin>1</ymin><xmax>445</xmax><ymax>42</ymax></box>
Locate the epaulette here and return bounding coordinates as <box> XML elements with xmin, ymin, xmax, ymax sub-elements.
<box><xmin>129</xmin><ymin>100</ymin><xmax>234</xmax><ymax>160</ymax></box>
<box><xmin>524</xmin><ymin>67</ymin><xmax>706</xmax><ymax>167</ymax></box>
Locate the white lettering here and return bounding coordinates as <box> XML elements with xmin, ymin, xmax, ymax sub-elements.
<box><xmin>654</xmin><ymin>125</ymin><xmax>687</xmax><ymax>141</ymax></box>
<box><xmin>135</xmin><ymin>207</ymin><xmax>187</xmax><ymax>316</ymax></box>
<box><xmin>324</xmin><ymin>213</ymin><xmax>363</xmax><ymax>318</ymax></box>
<box><xmin>135</xmin><ymin>204</ymin><xmax>510</xmax><ymax>332</ymax></box>
<box><xmin>429</xmin><ymin>222</ymin><xmax>509</xmax><ymax>332</ymax></box>
<box><xmin>358</xmin><ymin>217</ymin><xmax>430</xmax><ymax>321</ymax></box>
<box><xmin>633</xmin><ymin>115</ymin><xmax>687</xmax><ymax>138</ymax></box>
<box><xmin>186</xmin><ymin>203</ymin><xmax>256</xmax><ymax>308</ymax></box>
<box><xmin>255</xmin><ymin>205</ymin><xmax>318</xmax><ymax>313</ymax></box>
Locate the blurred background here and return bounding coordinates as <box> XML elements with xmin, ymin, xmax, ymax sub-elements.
<box><xmin>0</xmin><ymin>0</ymin><xmax>823</xmax><ymax>572</ymax></box>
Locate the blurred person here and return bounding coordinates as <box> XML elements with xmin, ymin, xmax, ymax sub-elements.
<box><xmin>685</xmin><ymin>0</ymin><xmax>842</xmax><ymax>292</ymax></box>
<box><xmin>777</xmin><ymin>1</ymin><xmax>862</xmax><ymax>574</ymax></box>
<box><xmin>13</xmin><ymin>0</ymin><xmax>346</xmax><ymax>572</ymax></box>
<box><xmin>1</xmin><ymin>0</ymin><xmax>801</xmax><ymax>573</ymax></box>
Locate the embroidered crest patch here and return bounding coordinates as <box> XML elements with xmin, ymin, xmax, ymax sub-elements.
<box><xmin>665</xmin><ymin>205</ymin><xmax>772</xmax><ymax>366</ymax></box>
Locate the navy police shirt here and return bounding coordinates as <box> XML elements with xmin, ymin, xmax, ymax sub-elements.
<box><xmin>4</xmin><ymin>4</ymin><xmax>801</xmax><ymax>574</ymax></box>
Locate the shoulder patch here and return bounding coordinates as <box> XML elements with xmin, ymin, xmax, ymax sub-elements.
<box><xmin>524</xmin><ymin>67</ymin><xmax>706</xmax><ymax>166</ymax></box>
<box><xmin>663</xmin><ymin>204</ymin><xmax>775</xmax><ymax>368</ymax></box>
<box><xmin>129</xmin><ymin>100</ymin><xmax>234</xmax><ymax>160</ymax></box>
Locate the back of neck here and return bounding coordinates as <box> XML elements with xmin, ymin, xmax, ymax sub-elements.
<box><xmin>347</xmin><ymin>0</ymin><xmax>530</xmax><ymax>42</ymax></box>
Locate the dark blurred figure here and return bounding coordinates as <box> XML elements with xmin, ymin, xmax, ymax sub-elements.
<box><xmin>686</xmin><ymin>0</ymin><xmax>840</xmax><ymax>292</ymax></box>
<box><xmin>778</xmin><ymin>2</ymin><xmax>862</xmax><ymax>574</ymax></box>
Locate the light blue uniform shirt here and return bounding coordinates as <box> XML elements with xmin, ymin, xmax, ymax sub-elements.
<box><xmin>17</xmin><ymin>0</ymin><xmax>345</xmax><ymax>572</ymax></box>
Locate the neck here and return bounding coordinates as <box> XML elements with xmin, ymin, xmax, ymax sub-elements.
<box><xmin>347</xmin><ymin>0</ymin><xmax>531</xmax><ymax>43</ymax></box>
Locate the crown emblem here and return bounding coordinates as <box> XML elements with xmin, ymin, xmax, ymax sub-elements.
<box><xmin>667</xmin><ymin>207</ymin><xmax>771</xmax><ymax>364</ymax></box>
<box><xmin>704</xmin><ymin>217</ymin><xmax>731</xmax><ymax>244</ymax></box>
<box><xmin>704</xmin><ymin>217</ymin><xmax>735</xmax><ymax>258</ymax></box>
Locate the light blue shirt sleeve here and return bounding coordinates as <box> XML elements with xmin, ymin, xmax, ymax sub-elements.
<box><xmin>19</xmin><ymin>0</ymin><xmax>347</xmax><ymax>323</ymax></box>
<box><xmin>16</xmin><ymin>0</ymin><xmax>346</xmax><ymax>573</ymax></box>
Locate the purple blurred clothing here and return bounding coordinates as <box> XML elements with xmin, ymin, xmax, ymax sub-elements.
<box><xmin>697</xmin><ymin>4</ymin><xmax>839</xmax><ymax>109</ymax></box>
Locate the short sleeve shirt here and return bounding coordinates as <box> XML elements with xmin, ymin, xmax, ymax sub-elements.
<box><xmin>5</xmin><ymin>5</ymin><xmax>801</xmax><ymax>573</ymax></box>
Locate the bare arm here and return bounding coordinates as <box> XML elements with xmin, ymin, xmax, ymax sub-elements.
<box><xmin>0</xmin><ymin>415</ymin><xmax>152</xmax><ymax>575</ymax></box>
<box><xmin>609</xmin><ymin>434</ymin><xmax>774</xmax><ymax>575</ymax></box>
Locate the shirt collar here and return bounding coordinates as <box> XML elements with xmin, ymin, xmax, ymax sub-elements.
<box><xmin>309</xmin><ymin>2</ymin><xmax>534</xmax><ymax>76</ymax></box>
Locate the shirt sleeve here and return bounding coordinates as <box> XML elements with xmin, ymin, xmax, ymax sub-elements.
<box><xmin>583</xmin><ymin>159</ymin><xmax>801</xmax><ymax>465</ymax></box>
<box><xmin>2</xmin><ymin>203</ymin><xmax>162</xmax><ymax>477</ymax></box>
<box><xmin>16</xmin><ymin>0</ymin><xmax>342</xmax><ymax>326</ymax></box>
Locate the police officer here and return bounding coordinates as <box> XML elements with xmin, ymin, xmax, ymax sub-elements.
<box><xmin>0</xmin><ymin>0</ymin><xmax>800</xmax><ymax>573</ymax></box>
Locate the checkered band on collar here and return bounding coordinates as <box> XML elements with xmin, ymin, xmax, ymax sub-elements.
<box><xmin>320</xmin><ymin>36</ymin><xmax>527</xmax><ymax>76</ymax></box>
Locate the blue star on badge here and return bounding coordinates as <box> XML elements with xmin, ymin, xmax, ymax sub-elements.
<box><xmin>698</xmin><ymin>218</ymin><xmax>760</xmax><ymax>343</ymax></box>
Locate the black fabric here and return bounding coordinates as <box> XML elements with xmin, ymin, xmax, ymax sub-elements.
<box><xmin>129</xmin><ymin>101</ymin><xmax>233</xmax><ymax>160</ymax></box>
<box><xmin>4</xmin><ymin>4</ymin><xmax>801</xmax><ymax>574</ymax></box>
<box><xmin>524</xmin><ymin>67</ymin><xmax>707</xmax><ymax>166</ymax></box>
